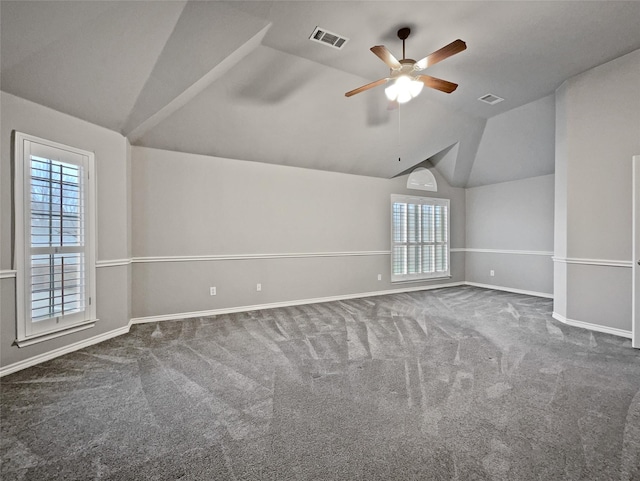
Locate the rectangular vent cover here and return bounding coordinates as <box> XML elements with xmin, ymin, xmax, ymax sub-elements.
<box><xmin>309</xmin><ymin>26</ymin><xmax>349</xmax><ymax>49</ymax></box>
<box><xmin>478</xmin><ymin>93</ymin><xmax>504</xmax><ymax>105</ymax></box>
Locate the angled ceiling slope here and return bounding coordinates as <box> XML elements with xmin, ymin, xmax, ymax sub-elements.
<box><xmin>124</xmin><ymin>1</ymin><xmax>272</xmax><ymax>141</ymax></box>
<box><xmin>2</xmin><ymin>1</ymin><xmax>640</xmax><ymax>185</ymax></box>
<box><xmin>1</xmin><ymin>1</ymin><xmax>187</xmax><ymax>132</ymax></box>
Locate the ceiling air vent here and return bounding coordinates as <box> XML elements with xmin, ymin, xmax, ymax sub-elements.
<box><xmin>478</xmin><ymin>93</ymin><xmax>504</xmax><ymax>105</ymax></box>
<box><xmin>309</xmin><ymin>26</ymin><xmax>349</xmax><ymax>50</ymax></box>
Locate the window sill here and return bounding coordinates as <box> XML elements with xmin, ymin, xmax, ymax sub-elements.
<box><xmin>15</xmin><ymin>320</ymin><xmax>97</xmax><ymax>348</ymax></box>
<box><xmin>391</xmin><ymin>275</ymin><xmax>452</xmax><ymax>284</ymax></box>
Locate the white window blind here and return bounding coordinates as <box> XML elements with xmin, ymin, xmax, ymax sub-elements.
<box><xmin>14</xmin><ymin>132</ymin><xmax>97</xmax><ymax>345</ymax></box>
<box><xmin>391</xmin><ymin>194</ymin><xmax>450</xmax><ymax>282</ymax></box>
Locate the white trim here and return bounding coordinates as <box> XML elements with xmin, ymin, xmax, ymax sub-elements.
<box><xmin>13</xmin><ymin>132</ymin><xmax>98</xmax><ymax>342</ymax></box>
<box><xmin>0</xmin><ymin>270</ymin><xmax>17</xmax><ymax>279</ymax></box>
<box><xmin>0</xmin><ymin>325</ymin><xmax>129</xmax><ymax>377</ymax></box>
<box><xmin>465</xmin><ymin>281</ymin><xmax>553</xmax><ymax>299</ymax></box>
<box><xmin>392</xmin><ymin>275</ymin><xmax>452</xmax><ymax>285</ymax></box>
<box><xmin>131</xmin><ymin>251</ymin><xmax>391</xmax><ymax>263</ymax></box>
<box><xmin>96</xmin><ymin>259</ymin><xmax>131</xmax><ymax>268</ymax></box>
<box><xmin>130</xmin><ymin>282</ymin><xmax>466</xmax><ymax>324</ymax></box>
<box><xmin>55</xmin><ymin>253</ymin><xmax>403</xmax><ymax>267</ymax></box>
<box><xmin>390</xmin><ymin>195</ymin><xmax>451</xmax><ymax>282</ymax></box>
<box><xmin>552</xmin><ymin>312</ymin><xmax>632</xmax><ymax>339</ymax></box>
<box><xmin>633</xmin><ymin>155</ymin><xmax>640</xmax><ymax>348</ymax></box>
<box><xmin>464</xmin><ymin>248</ymin><xmax>553</xmax><ymax>256</ymax></box>
<box><xmin>14</xmin><ymin>320</ymin><xmax>97</xmax><ymax>347</ymax></box>
<box><xmin>407</xmin><ymin>167</ymin><xmax>437</xmax><ymax>192</ymax></box>
<box><xmin>89</xmin><ymin>250</ymin><xmax>468</xmax><ymax>266</ymax></box>
<box><xmin>552</xmin><ymin>257</ymin><xmax>633</xmax><ymax>268</ymax></box>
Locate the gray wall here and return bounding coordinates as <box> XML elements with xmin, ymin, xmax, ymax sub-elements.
<box><xmin>465</xmin><ymin>175</ymin><xmax>555</xmax><ymax>295</ymax></box>
<box><xmin>462</xmin><ymin>93</ymin><xmax>556</xmax><ymax>296</ymax></box>
<box><xmin>554</xmin><ymin>48</ymin><xmax>640</xmax><ymax>332</ymax></box>
<box><xmin>467</xmin><ymin>94</ymin><xmax>555</xmax><ymax>187</ymax></box>
<box><xmin>0</xmin><ymin>92</ymin><xmax>131</xmax><ymax>368</ymax></box>
<box><xmin>130</xmin><ymin>147</ymin><xmax>466</xmax><ymax>320</ymax></box>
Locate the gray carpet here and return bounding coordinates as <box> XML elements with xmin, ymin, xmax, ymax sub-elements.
<box><xmin>1</xmin><ymin>286</ymin><xmax>639</xmax><ymax>480</ymax></box>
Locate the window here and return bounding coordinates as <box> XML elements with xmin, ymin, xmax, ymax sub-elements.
<box><xmin>391</xmin><ymin>194</ymin><xmax>450</xmax><ymax>282</ymax></box>
<box><xmin>14</xmin><ymin>132</ymin><xmax>96</xmax><ymax>345</ymax></box>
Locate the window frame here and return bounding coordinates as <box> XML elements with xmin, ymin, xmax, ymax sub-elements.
<box><xmin>13</xmin><ymin>132</ymin><xmax>97</xmax><ymax>346</ymax></box>
<box><xmin>390</xmin><ymin>194</ymin><xmax>451</xmax><ymax>283</ymax></box>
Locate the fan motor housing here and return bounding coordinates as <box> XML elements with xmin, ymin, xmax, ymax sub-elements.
<box><xmin>391</xmin><ymin>59</ymin><xmax>417</xmax><ymax>76</ymax></box>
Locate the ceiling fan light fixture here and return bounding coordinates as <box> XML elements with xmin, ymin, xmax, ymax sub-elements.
<box><xmin>384</xmin><ymin>82</ymin><xmax>399</xmax><ymax>101</ymax></box>
<box><xmin>385</xmin><ymin>75</ymin><xmax>423</xmax><ymax>103</ymax></box>
<box><xmin>397</xmin><ymin>90</ymin><xmax>412</xmax><ymax>104</ymax></box>
<box><xmin>409</xmin><ymin>78</ymin><xmax>423</xmax><ymax>97</ymax></box>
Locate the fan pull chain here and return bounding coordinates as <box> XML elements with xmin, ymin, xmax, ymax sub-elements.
<box><xmin>398</xmin><ymin>105</ymin><xmax>402</xmax><ymax>162</ymax></box>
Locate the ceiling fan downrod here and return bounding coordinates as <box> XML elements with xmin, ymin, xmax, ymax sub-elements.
<box><xmin>398</xmin><ymin>27</ymin><xmax>411</xmax><ymax>60</ymax></box>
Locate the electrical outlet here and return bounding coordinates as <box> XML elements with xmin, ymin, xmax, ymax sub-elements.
<box><xmin>490</xmin><ymin>270</ymin><xmax>495</xmax><ymax>277</ymax></box>
<box><xmin>256</xmin><ymin>283</ymin><xmax>262</xmax><ymax>292</ymax></box>
<box><xmin>210</xmin><ymin>286</ymin><xmax>216</xmax><ymax>296</ymax></box>
<box><xmin>377</xmin><ymin>274</ymin><xmax>382</xmax><ymax>281</ymax></box>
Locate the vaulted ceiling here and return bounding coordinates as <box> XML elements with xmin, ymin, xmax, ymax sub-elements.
<box><xmin>2</xmin><ymin>1</ymin><xmax>640</xmax><ymax>186</ymax></box>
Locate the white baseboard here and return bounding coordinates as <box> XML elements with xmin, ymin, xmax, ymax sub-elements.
<box><xmin>0</xmin><ymin>326</ymin><xmax>130</xmax><ymax>377</ymax></box>
<box><xmin>464</xmin><ymin>281</ymin><xmax>553</xmax><ymax>299</ymax></box>
<box><xmin>130</xmin><ymin>282</ymin><xmax>466</xmax><ymax>324</ymax></box>
<box><xmin>552</xmin><ymin>312</ymin><xmax>632</xmax><ymax>339</ymax></box>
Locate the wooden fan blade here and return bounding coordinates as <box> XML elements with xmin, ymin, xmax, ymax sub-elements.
<box><xmin>417</xmin><ymin>75</ymin><xmax>458</xmax><ymax>93</ymax></box>
<box><xmin>345</xmin><ymin>78</ymin><xmax>389</xmax><ymax>97</ymax></box>
<box><xmin>416</xmin><ymin>39</ymin><xmax>466</xmax><ymax>70</ymax></box>
<box><xmin>371</xmin><ymin>46</ymin><xmax>401</xmax><ymax>70</ymax></box>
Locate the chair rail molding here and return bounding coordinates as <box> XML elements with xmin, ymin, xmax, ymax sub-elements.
<box><xmin>96</xmin><ymin>259</ymin><xmax>132</xmax><ymax>268</ymax></box>
<box><xmin>552</xmin><ymin>257</ymin><xmax>633</xmax><ymax>268</ymax></box>
<box><xmin>463</xmin><ymin>248</ymin><xmax>553</xmax><ymax>256</ymax></box>
<box><xmin>97</xmin><ymin>250</ymin><xmax>468</xmax><ymax>265</ymax></box>
<box><xmin>131</xmin><ymin>251</ymin><xmax>391</xmax><ymax>263</ymax></box>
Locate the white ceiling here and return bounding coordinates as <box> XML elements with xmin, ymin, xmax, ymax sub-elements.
<box><xmin>2</xmin><ymin>1</ymin><xmax>640</xmax><ymax>186</ymax></box>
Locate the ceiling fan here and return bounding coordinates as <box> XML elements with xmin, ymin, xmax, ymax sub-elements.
<box><xmin>345</xmin><ymin>27</ymin><xmax>466</xmax><ymax>104</ymax></box>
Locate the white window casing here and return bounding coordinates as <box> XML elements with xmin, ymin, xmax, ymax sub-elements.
<box><xmin>14</xmin><ymin>132</ymin><xmax>97</xmax><ymax>346</ymax></box>
<box><xmin>391</xmin><ymin>194</ymin><xmax>450</xmax><ymax>282</ymax></box>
